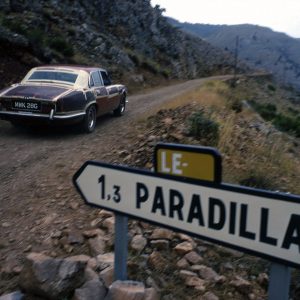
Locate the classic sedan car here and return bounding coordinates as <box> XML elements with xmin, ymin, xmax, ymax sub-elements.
<box><xmin>0</xmin><ymin>65</ymin><xmax>127</xmax><ymax>132</ymax></box>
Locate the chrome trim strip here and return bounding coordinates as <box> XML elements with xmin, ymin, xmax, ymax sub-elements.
<box><xmin>84</xmin><ymin>101</ymin><xmax>96</xmax><ymax>111</ymax></box>
<box><xmin>53</xmin><ymin>112</ymin><xmax>86</xmax><ymax>119</ymax></box>
<box><xmin>0</xmin><ymin>111</ymin><xmax>86</xmax><ymax>120</ymax></box>
<box><xmin>0</xmin><ymin>84</ymin><xmax>18</xmax><ymax>97</ymax></box>
<box><xmin>0</xmin><ymin>111</ymin><xmax>51</xmax><ymax>118</ymax></box>
<box><xmin>49</xmin><ymin>109</ymin><xmax>54</xmax><ymax>120</ymax></box>
<box><xmin>108</xmin><ymin>93</ymin><xmax>118</xmax><ymax>98</ymax></box>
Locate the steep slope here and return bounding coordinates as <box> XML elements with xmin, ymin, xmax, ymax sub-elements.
<box><xmin>169</xmin><ymin>19</ymin><xmax>300</xmax><ymax>90</ymax></box>
<box><xmin>0</xmin><ymin>1</ymin><xmax>238</xmax><ymax>89</ymax></box>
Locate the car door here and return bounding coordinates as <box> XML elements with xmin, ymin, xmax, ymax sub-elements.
<box><xmin>100</xmin><ymin>71</ymin><xmax>120</xmax><ymax>111</ymax></box>
<box><xmin>90</xmin><ymin>71</ymin><xmax>109</xmax><ymax>116</ymax></box>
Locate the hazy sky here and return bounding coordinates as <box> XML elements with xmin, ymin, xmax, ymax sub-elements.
<box><xmin>151</xmin><ymin>0</ymin><xmax>300</xmax><ymax>38</ymax></box>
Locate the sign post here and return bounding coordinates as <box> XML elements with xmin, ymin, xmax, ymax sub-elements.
<box><xmin>74</xmin><ymin>143</ymin><xmax>300</xmax><ymax>297</ymax></box>
<box><xmin>268</xmin><ymin>263</ymin><xmax>291</xmax><ymax>300</ymax></box>
<box><xmin>114</xmin><ymin>213</ymin><xmax>128</xmax><ymax>280</ymax></box>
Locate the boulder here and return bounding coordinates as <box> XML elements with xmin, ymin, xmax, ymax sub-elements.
<box><xmin>150</xmin><ymin>239</ymin><xmax>169</xmax><ymax>250</ymax></box>
<box><xmin>197</xmin><ymin>265</ymin><xmax>220</xmax><ymax>282</ymax></box>
<box><xmin>184</xmin><ymin>251</ymin><xmax>203</xmax><ymax>265</ymax></box>
<box><xmin>150</xmin><ymin>228</ymin><xmax>174</xmax><ymax>240</ymax></box>
<box><xmin>0</xmin><ymin>291</ymin><xmax>24</xmax><ymax>300</ymax></box>
<box><xmin>148</xmin><ymin>251</ymin><xmax>168</xmax><ymax>271</ymax></box>
<box><xmin>144</xmin><ymin>287</ymin><xmax>160</xmax><ymax>300</ymax></box>
<box><xmin>100</xmin><ymin>266</ymin><xmax>114</xmax><ymax>287</ymax></box>
<box><xmin>19</xmin><ymin>253</ymin><xmax>86</xmax><ymax>299</ymax></box>
<box><xmin>72</xmin><ymin>279</ymin><xmax>107</xmax><ymax>300</ymax></box>
<box><xmin>106</xmin><ymin>280</ymin><xmax>145</xmax><ymax>300</ymax></box>
<box><xmin>174</xmin><ymin>241</ymin><xmax>194</xmax><ymax>255</ymax></box>
<box><xmin>130</xmin><ymin>235</ymin><xmax>147</xmax><ymax>252</ymax></box>
<box><xmin>88</xmin><ymin>236</ymin><xmax>107</xmax><ymax>256</ymax></box>
<box><xmin>229</xmin><ymin>276</ymin><xmax>252</xmax><ymax>294</ymax></box>
<box><xmin>96</xmin><ymin>252</ymin><xmax>115</xmax><ymax>270</ymax></box>
<box><xmin>202</xmin><ymin>291</ymin><xmax>219</xmax><ymax>300</ymax></box>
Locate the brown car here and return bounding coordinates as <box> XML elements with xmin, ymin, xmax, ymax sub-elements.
<box><xmin>0</xmin><ymin>65</ymin><xmax>127</xmax><ymax>132</ymax></box>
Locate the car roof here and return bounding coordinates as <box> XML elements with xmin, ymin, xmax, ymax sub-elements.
<box><xmin>34</xmin><ymin>65</ymin><xmax>106</xmax><ymax>74</ymax></box>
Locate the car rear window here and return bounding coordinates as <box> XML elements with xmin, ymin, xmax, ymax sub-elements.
<box><xmin>28</xmin><ymin>71</ymin><xmax>78</xmax><ymax>84</ymax></box>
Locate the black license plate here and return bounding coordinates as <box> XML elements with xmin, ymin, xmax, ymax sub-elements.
<box><xmin>12</xmin><ymin>100</ymin><xmax>41</xmax><ymax>112</ymax></box>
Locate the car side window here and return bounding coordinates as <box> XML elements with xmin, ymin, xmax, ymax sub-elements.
<box><xmin>101</xmin><ymin>71</ymin><xmax>111</xmax><ymax>86</ymax></box>
<box><xmin>91</xmin><ymin>71</ymin><xmax>102</xmax><ymax>87</ymax></box>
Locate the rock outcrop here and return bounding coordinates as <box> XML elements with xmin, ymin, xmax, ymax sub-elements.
<box><xmin>0</xmin><ymin>0</ymin><xmax>238</xmax><ymax>89</ymax></box>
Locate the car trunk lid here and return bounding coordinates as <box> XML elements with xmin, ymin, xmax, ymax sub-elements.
<box><xmin>3</xmin><ymin>84</ymin><xmax>70</xmax><ymax>100</ymax></box>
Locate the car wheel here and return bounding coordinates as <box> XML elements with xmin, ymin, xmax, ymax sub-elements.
<box><xmin>113</xmin><ymin>94</ymin><xmax>126</xmax><ymax>117</ymax></box>
<box><xmin>83</xmin><ymin>105</ymin><xmax>96</xmax><ymax>133</ymax></box>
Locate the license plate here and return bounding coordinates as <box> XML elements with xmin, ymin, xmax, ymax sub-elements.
<box><xmin>12</xmin><ymin>100</ymin><xmax>41</xmax><ymax>112</ymax></box>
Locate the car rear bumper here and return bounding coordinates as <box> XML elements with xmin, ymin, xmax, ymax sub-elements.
<box><xmin>0</xmin><ymin>109</ymin><xmax>86</xmax><ymax>124</ymax></box>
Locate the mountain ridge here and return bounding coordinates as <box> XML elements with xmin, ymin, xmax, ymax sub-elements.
<box><xmin>168</xmin><ymin>18</ymin><xmax>300</xmax><ymax>90</ymax></box>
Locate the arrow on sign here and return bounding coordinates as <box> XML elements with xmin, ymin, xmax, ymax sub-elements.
<box><xmin>73</xmin><ymin>161</ymin><xmax>300</xmax><ymax>268</ymax></box>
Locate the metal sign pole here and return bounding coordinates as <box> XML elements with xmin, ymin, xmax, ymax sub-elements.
<box><xmin>114</xmin><ymin>213</ymin><xmax>128</xmax><ymax>280</ymax></box>
<box><xmin>268</xmin><ymin>263</ymin><xmax>291</xmax><ymax>300</ymax></box>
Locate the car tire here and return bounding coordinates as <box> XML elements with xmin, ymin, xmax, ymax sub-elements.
<box><xmin>113</xmin><ymin>94</ymin><xmax>126</xmax><ymax>117</ymax></box>
<box><xmin>82</xmin><ymin>105</ymin><xmax>96</xmax><ymax>133</ymax></box>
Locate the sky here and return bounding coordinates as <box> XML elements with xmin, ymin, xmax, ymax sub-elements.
<box><xmin>150</xmin><ymin>0</ymin><xmax>300</xmax><ymax>38</ymax></box>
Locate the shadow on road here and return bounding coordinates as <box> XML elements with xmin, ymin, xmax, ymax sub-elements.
<box><xmin>0</xmin><ymin>113</ymin><xmax>115</xmax><ymax>140</ymax></box>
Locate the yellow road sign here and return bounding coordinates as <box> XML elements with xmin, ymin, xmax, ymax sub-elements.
<box><xmin>154</xmin><ymin>143</ymin><xmax>222</xmax><ymax>183</ymax></box>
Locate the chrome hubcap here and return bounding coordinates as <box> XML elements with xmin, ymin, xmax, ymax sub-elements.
<box><xmin>88</xmin><ymin>108</ymin><xmax>95</xmax><ymax>129</ymax></box>
<box><xmin>120</xmin><ymin>100</ymin><xmax>125</xmax><ymax>113</ymax></box>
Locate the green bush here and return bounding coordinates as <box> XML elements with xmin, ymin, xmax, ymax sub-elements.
<box><xmin>2</xmin><ymin>18</ymin><xmax>26</xmax><ymax>35</ymax></box>
<box><xmin>230</xmin><ymin>98</ymin><xmax>243</xmax><ymax>113</ymax></box>
<box><xmin>250</xmin><ymin>101</ymin><xmax>277</xmax><ymax>121</ymax></box>
<box><xmin>273</xmin><ymin>114</ymin><xmax>300</xmax><ymax>137</ymax></box>
<box><xmin>239</xmin><ymin>174</ymin><xmax>276</xmax><ymax>190</ymax></box>
<box><xmin>140</xmin><ymin>60</ymin><xmax>160</xmax><ymax>74</ymax></box>
<box><xmin>188</xmin><ymin>111</ymin><xmax>219</xmax><ymax>145</ymax></box>
<box><xmin>250</xmin><ymin>101</ymin><xmax>300</xmax><ymax>137</ymax></box>
<box><xmin>267</xmin><ymin>84</ymin><xmax>276</xmax><ymax>92</ymax></box>
<box><xmin>26</xmin><ymin>28</ymin><xmax>45</xmax><ymax>47</ymax></box>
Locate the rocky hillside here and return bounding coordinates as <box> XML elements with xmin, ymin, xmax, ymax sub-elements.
<box><xmin>168</xmin><ymin>19</ymin><xmax>300</xmax><ymax>91</ymax></box>
<box><xmin>1</xmin><ymin>76</ymin><xmax>300</xmax><ymax>299</ymax></box>
<box><xmin>0</xmin><ymin>0</ymin><xmax>239</xmax><ymax>90</ymax></box>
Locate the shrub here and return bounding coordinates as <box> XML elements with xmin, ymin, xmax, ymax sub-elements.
<box><xmin>140</xmin><ymin>59</ymin><xmax>160</xmax><ymax>74</ymax></box>
<box><xmin>267</xmin><ymin>84</ymin><xmax>276</xmax><ymax>92</ymax></box>
<box><xmin>239</xmin><ymin>174</ymin><xmax>276</xmax><ymax>190</ymax></box>
<box><xmin>188</xmin><ymin>111</ymin><xmax>219</xmax><ymax>145</ymax></box>
<box><xmin>2</xmin><ymin>17</ymin><xmax>26</xmax><ymax>35</ymax></box>
<box><xmin>230</xmin><ymin>98</ymin><xmax>243</xmax><ymax>113</ymax></box>
<box><xmin>26</xmin><ymin>28</ymin><xmax>45</xmax><ymax>47</ymax></box>
<box><xmin>273</xmin><ymin>114</ymin><xmax>300</xmax><ymax>137</ymax></box>
<box><xmin>250</xmin><ymin>101</ymin><xmax>277</xmax><ymax>121</ymax></box>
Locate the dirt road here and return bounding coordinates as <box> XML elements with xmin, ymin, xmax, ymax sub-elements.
<box><xmin>0</xmin><ymin>76</ymin><xmax>230</xmax><ymax>293</ymax></box>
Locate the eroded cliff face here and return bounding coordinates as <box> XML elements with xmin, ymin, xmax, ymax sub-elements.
<box><xmin>0</xmin><ymin>0</ymin><xmax>238</xmax><ymax>87</ymax></box>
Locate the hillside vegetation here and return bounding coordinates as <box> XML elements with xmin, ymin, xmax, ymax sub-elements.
<box><xmin>168</xmin><ymin>19</ymin><xmax>300</xmax><ymax>91</ymax></box>
<box><xmin>132</xmin><ymin>76</ymin><xmax>300</xmax><ymax>195</ymax></box>
<box><xmin>110</xmin><ymin>76</ymin><xmax>300</xmax><ymax>299</ymax></box>
<box><xmin>0</xmin><ymin>0</ymin><xmax>239</xmax><ymax>90</ymax></box>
